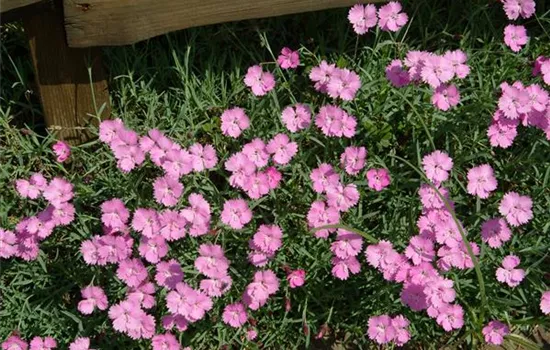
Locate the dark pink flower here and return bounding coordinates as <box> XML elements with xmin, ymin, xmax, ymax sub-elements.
<box><xmin>287</xmin><ymin>269</ymin><xmax>306</xmax><ymax>288</ymax></box>
<box><xmin>52</xmin><ymin>140</ymin><xmax>71</xmax><ymax>163</ymax></box>
<box><xmin>366</xmin><ymin>168</ymin><xmax>391</xmax><ymax>191</ymax></box>
<box><xmin>482</xmin><ymin>320</ymin><xmax>509</xmax><ymax>345</ymax></box>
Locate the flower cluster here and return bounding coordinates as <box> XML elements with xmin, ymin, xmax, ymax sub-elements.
<box><xmin>242</xmin><ymin>270</ymin><xmax>280</xmax><ymax>310</ymax></box>
<box><xmin>386</xmin><ymin>50</ymin><xmax>470</xmax><ymax>111</ymax></box>
<box><xmin>248</xmin><ymin>224</ymin><xmax>283</xmax><ymax>267</ymax></box>
<box><xmin>310</xmin><ymin>62</ymin><xmax>361</xmax><ymax>101</ymax></box>
<box><xmin>367</xmin><ymin>314</ymin><xmax>410</xmax><ymax>346</ymax></box>
<box><xmin>1</xmin><ymin>174</ymin><xmax>75</xmax><ymax>261</ymax></box>
<box><xmin>1</xmin><ymin>335</ymin><xmax>99</xmax><ymax>350</ymax></box>
<box><xmin>500</xmin><ymin>0</ymin><xmax>535</xmax><ymax>52</ymax></box>
<box><xmin>348</xmin><ymin>2</ymin><xmax>408</xmax><ymax>34</ymax></box>
<box><xmin>195</xmin><ymin>244</ymin><xmax>233</xmax><ymax>297</ymax></box>
<box><xmin>330</xmin><ymin>229</ymin><xmax>363</xmax><ymax>280</ymax></box>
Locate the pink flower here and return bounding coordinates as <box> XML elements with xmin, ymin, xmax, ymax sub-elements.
<box><xmin>43</xmin><ymin>177</ymin><xmax>74</xmax><ymax>208</ymax></box>
<box><xmin>431</xmin><ymin>84</ymin><xmax>460</xmax><ymax>111</ymax></box>
<box><xmin>481</xmin><ymin>218</ymin><xmax>512</xmax><ymax>248</ymax></box>
<box><xmin>243</xmin><ymin>270</ymin><xmax>280</xmax><ymax>310</ymax></box>
<box><xmin>68</xmin><ymin>337</ymin><xmax>91</xmax><ymax>350</ymax></box>
<box><xmin>161</xmin><ymin>149</ymin><xmax>193</xmax><ymax>178</ymax></box>
<box><xmin>504</xmin><ymin>25</ymin><xmax>528</xmax><ymax>52</ymax></box>
<box><xmin>502</xmin><ymin>0</ymin><xmax>536</xmax><ymax>20</ymax></box>
<box><xmin>247</xmin><ymin>329</ymin><xmax>258</xmax><ymax>340</ymax></box>
<box><xmin>367</xmin><ymin>315</ymin><xmax>396</xmax><ymax>344</ymax></box>
<box><xmin>220</xmin><ymin>107</ymin><xmax>250</xmax><ymax>138</ymax></box>
<box><xmin>307</xmin><ymin>200</ymin><xmax>340</xmax><ymax>238</ymax></box>
<box><xmin>29</xmin><ymin>337</ymin><xmax>57</xmax><ymax>350</ymax></box>
<box><xmin>366</xmin><ymin>168</ymin><xmax>391</xmax><ymax>191</ymax></box>
<box><xmin>401</xmin><ymin>283</ymin><xmax>428</xmax><ymax>311</ymax></box>
<box><xmin>392</xmin><ymin>315</ymin><xmax>411</xmax><ymax>346</ymax></box>
<box><xmin>378</xmin><ymin>1</ymin><xmax>408</xmax><ymax>32</ymax></box>
<box><xmin>287</xmin><ymin>269</ymin><xmax>306</xmax><ymax>288</ymax></box>
<box><xmin>281</xmin><ymin>104</ymin><xmax>311</xmax><ymax>132</ymax></box>
<box><xmin>159</xmin><ymin>210</ymin><xmax>187</xmax><ymax>241</ymax></box>
<box><xmin>100</xmin><ymin>198</ymin><xmax>129</xmax><ymax>232</ymax></box>
<box><xmin>331</xmin><ymin>256</ymin><xmax>361</xmax><ymax>280</ymax></box>
<box><xmin>252</xmin><ymin>225</ymin><xmax>283</xmax><ymax>254</ymax></box>
<box><xmin>189</xmin><ymin>143</ymin><xmax>217</xmax><ymax>172</ymax></box>
<box><xmin>405</xmin><ymin>235</ymin><xmax>435</xmax><ymax>265</ymax></box>
<box><xmin>15</xmin><ymin>173</ymin><xmax>47</xmax><ymax>199</ymax></box>
<box><xmin>131</xmin><ymin>208</ymin><xmax>160</xmax><ymax>238</ymax></box>
<box><xmin>443</xmin><ymin>50</ymin><xmax>470</xmax><ymax>79</ymax></box>
<box><xmin>2</xmin><ymin>335</ymin><xmax>28</xmax><ymax>350</ymax></box>
<box><xmin>309</xmin><ymin>61</ymin><xmax>336</xmax><ymax>93</ymax></box>
<box><xmin>138</xmin><ymin>235</ymin><xmax>169</xmax><ymax>263</ymax></box>
<box><xmin>52</xmin><ymin>140</ymin><xmax>71</xmax><ymax>163</ymax></box>
<box><xmin>482</xmin><ymin>320</ymin><xmax>510</xmax><ymax>345</ymax></box>
<box><xmin>78</xmin><ymin>286</ymin><xmax>108</xmax><ymax>314</ymax></box>
<box><xmin>326</xmin><ymin>183</ymin><xmax>360</xmax><ymax>212</ymax></box>
<box><xmin>99</xmin><ymin>118</ymin><xmax>123</xmax><ymax>144</ymax></box>
<box><xmin>405</xmin><ymin>50</ymin><xmax>429</xmax><ymax>81</ymax></box>
<box><xmin>199</xmin><ymin>276</ymin><xmax>232</xmax><ymax>297</ymax></box>
<box><xmin>385</xmin><ymin>60</ymin><xmax>411</xmax><ymax>88</ymax></box>
<box><xmin>331</xmin><ymin>229</ymin><xmax>363</xmax><ymax>259</ymax></box>
<box><xmin>310</xmin><ymin>163</ymin><xmax>340</xmax><ymax>193</ymax></box>
<box><xmin>155</xmin><ymin>259</ymin><xmax>184</xmax><ymax>290</ymax></box>
<box><xmin>467</xmin><ymin>164</ymin><xmax>498</xmax><ymax>199</ymax></box>
<box><xmin>153</xmin><ymin>175</ymin><xmax>183</xmax><ymax>207</ymax></box>
<box><xmin>0</xmin><ymin>229</ymin><xmax>17</xmax><ymax>259</ymax></box>
<box><xmin>340</xmin><ymin>146</ymin><xmax>367</xmax><ymax>175</ymax></box>
<box><xmin>424</xmin><ymin>276</ymin><xmax>456</xmax><ymax>307</ymax></box>
<box><xmin>242</xmin><ymin>138</ymin><xmax>269</xmax><ymax>168</ymax></box>
<box><xmin>225</xmin><ymin>152</ymin><xmax>256</xmax><ymax>189</ymax></box>
<box><xmin>525</xmin><ymin>84</ymin><xmax>549</xmax><ymax>113</ymax></box>
<box><xmin>421</xmin><ymin>55</ymin><xmax>454</xmax><ymax>89</ymax></box>
<box><xmin>315</xmin><ymin>105</ymin><xmax>357</xmax><ymax>138</ymax></box>
<box><xmin>348</xmin><ymin>4</ymin><xmax>378</xmax><ymax>35</ymax></box>
<box><xmin>116</xmin><ymin>258</ymin><xmax>148</xmax><ymax>287</ymax></box>
<box><xmin>496</xmin><ymin>255</ymin><xmax>525</xmax><ymax>287</ymax></box>
<box><xmin>499</xmin><ymin>192</ymin><xmax>533</xmax><ymax>227</ymax></box>
<box><xmin>221</xmin><ymin>199</ymin><xmax>252</xmax><ymax>230</ymax></box>
<box><xmin>499</xmin><ymin>83</ymin><xmax>530</xmax><ymax>120</ymax></box>
<box><xmin>327</xmin><ymin>68</ymin><xmax>361</xmax><ymax>101</ymax></box>
<box><xmin>127</xmin><ymin>281</ymin><xmax>156</xmax><ymax>309</ymax></box>
<box><xmin>488</xmin><ymin>119</ymin><xmax>518</xmax><ymax>148</ymax></box>
<box><xmin>418</xmin><ymin>184</ymin><xmax>449</xmax><ymax>210</ymax></box>
<box><xmin>162</xmin><ymin>314</ymin><xmax>189</xmax><ymax>332</ymax></box>
<box><xmin>277</xmin><ymin>47</ymin><xmax>300</xmax><ymax>69</ymax></box>
<box><xmin>436</xmin><ymin>304</ymin><xmax>464</xmax><ymax>331</ymax></box>
<box><xmin>195</xmin><ymin>243</ymin><xmax>230</xmax><ymax>278</ymax></box>
<box><xmin>110</xmin><ymin>128</ymin><xmax>146</xmax><ymax>172</ymax></box>
<box><xmin>166</xmin><ymin>283</ymin><xmax>213</xmax><ymax>322</ymax></box>
<box><xmin>151</xmin><ymin>333</ymin><xmax>180</xmax><ymax>350</ymax></box>
<box><xmin>422</xmin><ymin>150</ymin><xmax>453</xmax><ymax>184</ymax></box>
<box><xmin>244</xmin><ymin>65</ymin><xmax>276</xmax><ymax>96</ymax></box>
<box><xmin>541</xmin><ymin>291</ymin><xmax>550</xmax><ymax>314</ymax></box>
<box><xmin>222</xmin><ymin>302</ymin><xmax>248</xmax><ymax>328</ymax></box>
<box><xmin>243</xmin><ymin>172</ymin><xmax>270</xmax><ymax>199</ymax></box>
<box><xmin>181</xmin><ymin>193</ymin><xmax>211</xmax><ymax>237</ymax></box>
<box><xmin>266</xmin><ymin>134</ymin><xmax>298</xmax><ymax>165</ymax></box>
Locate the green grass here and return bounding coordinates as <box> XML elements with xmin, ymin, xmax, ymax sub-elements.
<box><xmin>1</xmin><ymin>0</ymin><xmax>550</xmax><ymax>348</ymax></box>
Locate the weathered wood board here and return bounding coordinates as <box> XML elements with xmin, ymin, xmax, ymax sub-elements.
<box><xmin>0</xmin><ymin>0</ymin><xmax>42</xmax><ymax>12</ymax></box>
<box><xmin>63</xmin><ymin>0</ymin><xmax>381</xmax><ymax>47</ymax></box>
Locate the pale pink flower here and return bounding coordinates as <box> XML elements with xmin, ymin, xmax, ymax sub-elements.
<box><xmin>222</xmin><ymin>302</ymin><xmax>248</xmax><ymax>328</ymax></box>
<box><xmin>52</xmin><ymin>140</ymin><xmax>71</xmax><ymax>163</ymax></box>
<box><xmin>385</xmin><ymin>60</ymin><xmax>411</xmax><ymax>88</ymax></box>
<box><xmin>467</xmin><ymin>164</ymin><xmax>498</xmax><ymax>199</ymax></box>
<box><xmin>331</xmin><ymin>256</ymin><xmax>361</xmax><ymax>280</ymax></box>
<box><xmin>309</xmin><ymin>60</ymin><xmax>336</xmax><ymax>93</ymax></box>
<box><xmin>483</xmin><ymin>320</ymin><xmax>509</xmax><ymax>345</ymax></box>
<box><xmin>499</xmin><ymin>83</ymin><xmax>530</xmax><ymax>120</ymax></box>
<box><xmin>481</xmin><ymin>218</ymin><xmax>512</xmax><ymax>248</ymax></box>
<box><xmin>195</xmin><ymin>243</ymin><xmax>230</xmax><ymax>278</ymax></box>
<box><xmin>307</xmin><ymin>200</ymin><xmax>340</xmax><ymax>238</ymax></box>
<box><xmin>431</xmin><ymin>84</ymin><xmax>460</xmax><ymax>111</ymax></box>
<box><xmin>15</xmin><ymin>173</ymin><xmax>47</xmax><ymax>199</ymax></box>
<box><xmin>220</xmin><ymin>107</ymin><xmax>250</xmax><ymax>138</ymax></box>
<box><xmin>253</xmin><ymin>225</ymin><xmax>283</xmax><ymax>254</ymax></box>
<box><xmin>422</xmin><ymin>150</ymin><xmax>453</xmax><ymax>184</ymax></box>
<box><xmin>189</xmin><ymin>143</ymin><xmax>218</xmax><ymax>172</ymax></box>
<box><xmin>541</xmin><ymin>291</ymin><xmax>550</xmax><ymax>314</ymax></box>
<box><xmin>131</xmin><ymin>208</ymin><xmax>160</xmax><ymax>238</ymax></box>
<box><xmin>243</xmin><ymin>172</ymin><xmax>270</xmax><ymax>199</ymax></box>
<box><xmin>326</xmin><ymin>183</ymin><xmax>360</xmax><ymax>212</ymax></box>
<box><xmin>418</xmin><ymin>184</ymin><xmax>449</xmax><ymax>210</ymax></box>
<box><xmin>68</xmin><ymin>337</ymin><xmax>91</xmax><ymax>350</ymax></box>
<box><xmin>181</xmin><ymin>193</ymin><xmax>211</xmax><ymax>237</ymax></box>
<box><xmin>159</xmin><ymin>210</ymin><xmax>187</xmax><ymax>241</ymax></box>
<box><xmin>488</xmin><ymin>119</ymin><xmax>518</xmax><ymax>148</ymax></box>
<box><xmin>266</xmin><ymin>134</ymin><xmax>298</xmax><ymax>165</ymax></box>
<box><xmin>116</xmin><ymin>258</ymin><xmax>148</xmax><ymax>287</ymax></box>
<box><xmin>0</xmin><ymin>229</ymin><xmax>17</xmax><ymax>259</ymax></box>
<box><xmin>315</xmin><ymin>105</ymin><xmax>356</xmax><ymax>138</ymax></box>
<box><xmin>310</xmin><ymin>163</ymin><xmax>340</xmax><ymax>193</ymax></box>
<box><xmin>151</xmin><ymin>333</ymin><xmax>180</xmax><ymax>350</ymax></box>
<box><xmin>496</xmin><ymin>255</ymin><xmax>525</xmax><ymax>287</ymax></box>
<box><xmin>247</xmin><ymin>329</ymin><xmax>258</xmax><ymax>340</ymax></box>
<box><xmin>2</xmin><ymin>335</ymin><xmax>28</xmax><ymax>350</ymax></box>
<box><xmin>443</xmin><ymin>50</ymin><xmax>470</xmax><ymax>79</ymax></box>
<box><xmin>127</xmin><ymin>281</ymin><xmax>156</xmax><ymax>309</ymax></box>
<box><xmin>225</xmin><ymin>152</ymin><xmax>256</xmax><ymax>189</ymax></box>
<box><xmin>78</xmin><ymin>285</ymin><xmax>108</xmax><ymax>314</ymax></box>
<box><xmin>378</xmin><ymin>1</ymin><xmax>408</xmax><ymax>32</ymax></box>
<box><xmin>281</xmin><ymin>104</ymin><xmax>311</xmax><ymax>132</ymax></box>
<box><xmin>277</xmin><ymin>47</ymin><xmax>300</xmax><ymax>69</ymax></box>
<box><xmin>502</xmin><ymin>0</ymin><xmax>536</xmax><ymax>20</ymax></box>
<box><xmin>161</xmin><ymin>148</ymin><xmax>193</xmax><ymax>178</ymax></box>
<box><xmin>331</xmin><ymin>229</ymin><xmax>363</xmax><ymax>259</ymax></box>
<box><xmin>43</xmin><ymin>177</ymin><xmax>74</xmax><ymax>208</ymax></box>
<box><xmin>436</xmin><ymin>304</ymin><xmax>464</xmax><ymax>331</ymax></box>
<box><xmin>392</xmin><ymin>315</ymin><xmax>411</xmax><ymax>346</ymax></box>
<box><xmin>366</xmin><ymin>168</ymin><xmax>391</xmax><ymax>191</ymax></box>
<box><xmin>287</xmin><ymin>269</ymin><xmax>306</xmax><ymax>288</ymax></box>
<box><xmin>504</xmin><ymin>24</ymin><xmax>528</xmax><ymax>52</ymax></box>
<box><xmin>29</xmin><ymin>337</ymin><xmax>57</xmax><ymax>350</ymax></box>
<box><xmin>244</xmin><ymin>65</ymin><xmax>276</xmax><ymax>96</ymax></box>
<box><xmin>153</xmin><ymin>175</ymin><xmax>183</xmax><ymax>207</ymax></box>
<box><xmin>424</xmin><ymin>276</ymin><xmax>456</xmax><ymax>307</ymax></box>
<box><xmin>138</xmin><ymin>235</ymin><xmax>169</xmax><ymax>263</ymax></box>
<box><xmin>499</xmin><ymin>192</ymin><xmax>533</xmax><ymax>227</ymax></box>
<box><xmin>111</xmin><ymin>128</ymin><xmax>146</xmax><ymax>172</ymax></box>
<box><xmin>348</xmin><ymin>4</ymin><xmax>378</xmax><ymax>35</ymax></box>
<box><xmin>405</xmin><ymin>235</ymin><xmax>435</xmax><ymax>265</ymax></box>
<box><xmin>404</xmin><ymin>50</ymin><xmax>429</xmax><ymax>82</ymax></box>
<box><xmin>242</xmin><ymin>138</ymin><xmax>269</xmax><ymax>168</ymax></box>
<box><xmin>100</xmin><ymin>198</ymin><xmax>129</xmax><ymax>232</ymax></box>
<box><xmin>243</xmin><ymin>270</ymin><xmax>280</xmax><ymax>310</ymax></box>
<box><xmin>340</xmin><ymin>146</ymin><xmax>367</xmax><ymax>175</ymax></box>
<box><xmin>221</xmin><ymin>199</ymin><xmax>252</xmax><ymax>230</ymax></box>
<box><xmin>155</xmin><ymin>259</ymin><xmax>184</xmax><ymax>289</ymax></box>
<box><xmin>99</xmin><ymin>118</ymin><xmax>123</xmax><ymax>144</ymax></box>
<box><xmin>327</xmin><ymin>68</ymin><xmax>361</xmax><ymax>101</ymax></box>
<box><xmin>50</xmin><ymin>202</ymin><xmax>75</xmax><ymax>226</ymax></box>
<box><xmin>421</xmin><ymin>55</ymin><xmax>454</xmax><ymax>88</ymax></box>
<box><xmin>367</xmin><ymin>315</ymin><xmax>395</xmax><ymax>344</ymax></box>
<box><xmin>199</xmin><ymin>276</ymin><xmax>232</xmax><ymax>297</ymax></box>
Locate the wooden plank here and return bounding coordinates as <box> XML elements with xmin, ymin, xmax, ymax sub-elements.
<box><xmin>63</xmin><ymin>0</ymin><xmax>382</xmax><ymax>48</ymax></box>
<box><xmin>24</xmin><ymin>0</ymin><xmax>110</xmax><ymax>144</ymax></box>
<box><xmin>0</xmin><ymin>0</ymin><xmax>42</xmax><ymax>13</ymax></box>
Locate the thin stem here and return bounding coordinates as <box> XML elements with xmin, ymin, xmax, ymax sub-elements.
<box><xmin>394</xmin><ymin>90</ymin><xmax>436</xmax><ymax>151</ymax></box>
<box><xmin>389</xmin><ymin>154</ymin><xmax>487</xmax><ymax>324</ymax></box>
<box><xmin>310</xmin><ymin>224</ymin><xmax>379</xmax><ymax>244</ymax></box>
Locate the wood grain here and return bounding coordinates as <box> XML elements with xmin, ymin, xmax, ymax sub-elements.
<box><xmin>63</xmin><ymin>0</ymin><xmax>381</xmax><ymax>47</ymax></box>
<box><xmin>24</xmin><ymin>0</ymin><xmax>110</xmax><ymax>144</ymax></box>
<box><xmin>1</xmin><ymin>0</ymin><xmax>42</xmax><ymax>13</ymax></box>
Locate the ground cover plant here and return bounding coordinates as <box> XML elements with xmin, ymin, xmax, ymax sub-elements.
<box><xmin>1</xmin><ymin>0</ymin><xmax>550</xmax><ymax>348</ymax></box>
